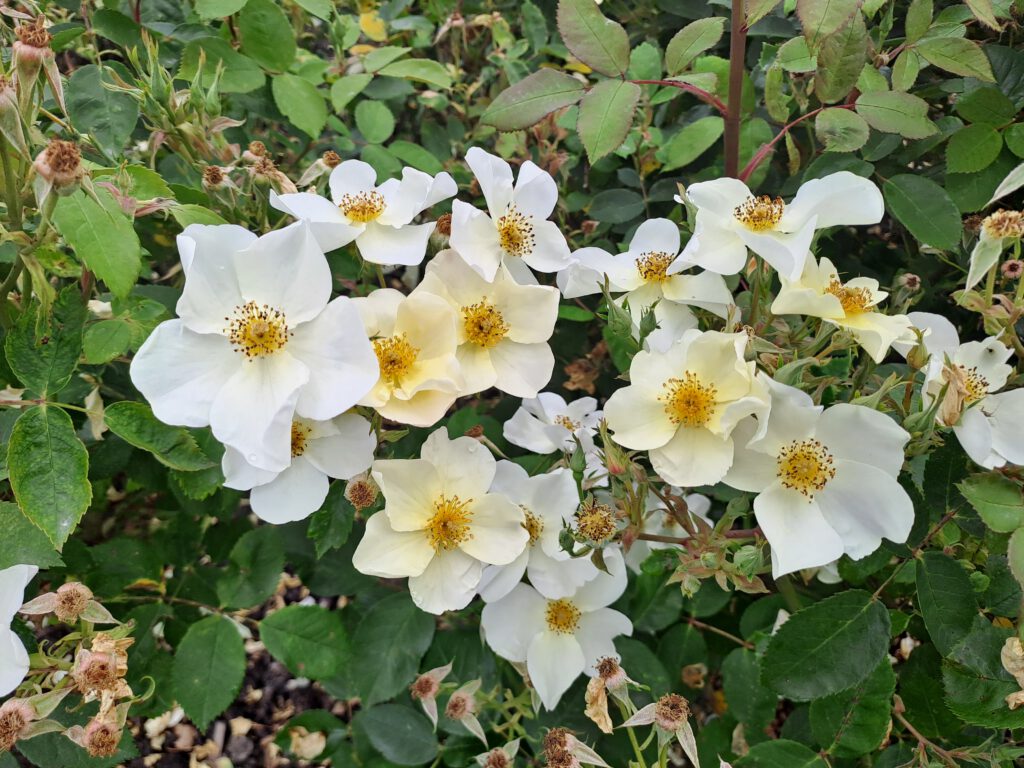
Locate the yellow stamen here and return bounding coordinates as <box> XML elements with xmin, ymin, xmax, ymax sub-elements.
<box><xmin>496</xmin><ymin>205</ymin><xmax>535</xmax><ymax>257</ymax></box>
<box><xmin>425</xmin><ymin>495</ymin><xmax>474</xmax><ymax>551</ymax></box>
<box><xmin>958</xmin><ymin>365</ymin><xmax>989</xmax><ymax>404</ymax></box>
<box><xmin>660</xmin><ymin>372</ymin><xmax>718</xmax><ymax>428</ymax></box>
<box><xmin>825</xmin><ymin>278</ymin><xmax>873</xmax><ymax>315</ymax></box>
<box><xmin>734</xmin><ymin>195</ymin><xmax>784</xmax><ymax>231</ymax></box>
<box><xmin>339</xmin><ymin>190</ymin><xmax>385</xmax><ymax>223</ymax></box>
<box><xmin>776</xmin><ymin>439</ymin><xmax>836</xmax><ymax>498</ymax></box>
<box><xmin>982</xmin><ymin>210</ymin><xmax>1024</xmax><ymax>239</ymax></box>
<box><xmin>554</xmin><ymin>414</ymin><xmax>580</xmax><ymax>432</ymax></box>
<box><xmin>291</xmin><ymin>422</ymin><xmax>312</xmax><ymax>458</ymax></box>
<box><xmin>225</xmin><ymin>301</ymin><xmax>290</xmax><ymax>359</ymax></box>
<box><xmin>462</xmin><ymin>300</ymin><xmax>510</xmax><ymax>348</ymax></box>
<box><xmin>636</xmin><ymin>251</ymin><xmax>675</xmax><ymax>283</ymax></box>
<box><xmin>574</xmin><ymin>500</ymin><xmax>616</xmax><ymax>543</ymax></box>
<box><xmin>373</xmin><ymin>333</ymin><xmax>419</xmax><ymax>385</ymax></box>
<box><xmin>545</xmin><ymin>599</ymin><xmax>581</xmax><ymax>634</ymax></box>
<box><xmin>522</xmin><ymin>507</ymin><xmax>544</xmax><ymax>546</ymax></box>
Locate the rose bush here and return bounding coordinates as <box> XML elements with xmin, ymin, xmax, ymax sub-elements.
<box><xmin>1</xmin><ymin>1</ymin><xmax>1024</xmax><ymax>766</ymax></box>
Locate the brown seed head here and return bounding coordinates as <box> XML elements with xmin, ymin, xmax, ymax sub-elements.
<box><xmin>594</xmin><ymin>656</ymin><xmax>626</xmax><ymax>689</ymax></box>
<box><xmin>73</xmin><ymin>650</ymin><xmax>120</xmax><ymax>693</ymax></box>
<box><xmin>545</xmin><ymin>749</ymin><xmax>577</xmax><ymax>768</ymax></box>
<box><xmin>483</xmin><ymin>748</ymin><xmax>510</xmax><ymax>768</ymax></box>
<box><xmin>409</xmin><ymin>673</ymin><xmax>440</xmax><ymax>701</ymax></box>
<box><xmin>322</xmin><ymin>150</ymin><xmax>341</xmax><ymax>168</ymax></box>
<box><xmin>248</xmin><ymin>140</ymin><xmax>267</xmax><ymax>157</ymax></box>
<box><xmin>444</xmin><ymin>691</ymin><xmax>474</xmax><ymax>720</ymax></box>
<box><xmin>542</xmin><ymin>727</ymin><xmax>570</xmax><ymax>756</ymax></box>
<box><xmin>203</xmin><ymin>165</ymin><xmax>225</xmax><ymax>186</ymax></box>
<box><xmin>54</xmin><ymin>582</ymin><xmax>93</xmax><ymax>623</ymax></box>
<box><xmin>435</xmin><ymin>212</ymin><xmax>452</xmax><ymax>237</ymax></box>
<box><xmin>654</xmin><ymin>693</ymin><xmax>690</xmax><ymax>732</ymax></box>
<box><xmin>345</xmin><ymin>476</ymin><xmax>379</xmax><ymax>512</ymax></box>
<box><xmin>15</xmin><ymin>17</ymin><xmax>51</xmax><ymax>49</ymax></box>
<box><xmin>83</xmin><ymin>719</ymin><xmax>120</xmax><ymax>758</ymax></box>
<box><xmin>0</xmin><ymin>701</ymin><xmax>33</xmax><ymax>753</ymax></box>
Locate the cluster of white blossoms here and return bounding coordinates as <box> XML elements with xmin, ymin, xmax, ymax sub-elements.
<box><xmin>128</xmin><ymin>148</ymin><xmax>1024</xmax><ymax>711</ymax></box>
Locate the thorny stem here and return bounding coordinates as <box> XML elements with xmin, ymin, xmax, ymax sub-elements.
<box><xmin>894</xmin><ymin>710</ymin><xmax>960</xmax><ymax>768</ymax></box>
<box><xmin>635</xmin><ymin>527</ymin><xmax>761</xmax><ymax>544</ymax></box>
<box><xmin>724</xmin><ymin>0</ymin><xmax>747</xmax><ymax>178</ymax></box>
<box><xmin>629</xmin><ymin>80</ymin><xmax>727</xmax><ymax>115</ymax></box>
<box><xmin>739</xmin><ymin>104</ymin><xmax>856</xmax><ymax>182</ymax></box>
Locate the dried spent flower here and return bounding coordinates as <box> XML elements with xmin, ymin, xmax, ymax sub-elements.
<box><xmin>203</xmin><ymin>165</ymin><xmax>225</xmax><ymax>187</ymax></box>
<box><xmin>483</xmin><ymin>748</ymin><xmax>510</xmax><ymax>768</ymax></box>
<box><xmin>0</xmin><ymin>701</ymin><xmax>34</xmax><ymax>753</ymax></box>
<box><xmin>322</xmin><ymin>150</ymin><xmax>341</xmax><ymax>168</ymax></box>
<box><xmin>345</xmin><ymin>473</ymin><xmax>379</xmax><ymax>512</ymax></box>
<box><xmin>83</xmin><ymin>719</ymin><xmax>120</xmax><ymax>758</ymax></box>
<box><xmin>445</xmin><ymin>691</ymin><xmax>474</xmax><ymax>720</ymax></box>
<box><xmin>574</xmin><ymin>500</ymin><xmax>617</xmax><ymax>544</ymax></box>
<box><xmin>33</xmin><ymin>139</ymin><xmax>84</xmax><ymax>192</ymax></box>
<box><xmin>15</xmin><ymin>17</ymin><xmax>51</xmax><ymax>49</ymax></box>
<box><xmin>1002</xmin><ymin>260</ymin><xmax>1023</xmax><ymax>280</ymax></box>
<box><xmin>54</xmin><ymin>582</ymin><xmax>93</xmax><ymax>623</ymax></box>
<box><xmin>435</xmin><ymin>212</ymin><xmax>452</xmax><ymax>237</ymax></box>
<box><xmin>897</xmin><ymin>273</ymin><xmax>921</xmax><ymax>291</ymax></box>
<box><xmin>653</xmin><ymin>693</ymin><xmax>690</xmax><ymax>732</ymax></box>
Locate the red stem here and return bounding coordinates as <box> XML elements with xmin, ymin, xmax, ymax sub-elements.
<box><xmin>737</xmin><ymin>103</ymin><xmax>855</xmax><ymax>182</ymax></box>
<box><xmin>629</xmin><ymin>80</ymin><xmax>727</xmax><ymax>115</ymax></box>
<box><xmin>724</xmin><ymin>0</ymin><xmax>747</xmax><ymax>177</ymax></box>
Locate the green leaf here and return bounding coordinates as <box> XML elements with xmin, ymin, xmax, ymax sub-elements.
<box><xmin>8</xmin><ymin>406</ymin><xmax>91</xmax><ymax>549</ymax></box>
<box><xmin>722</xmin><ymin>648</ymin><xmax>777</xmax><ymax>727</ymax></box>
<box><xmin>238</xmin><ymin>0</ymin><xmax>296</xmax><ymax>71</ymax></box>
<box><xmin>577</xmin><ymin>80</ymin><xmax>641</xmax><ymax>162</ymax></box>
<box><xmin>65</xmin><ymin>65</ymin><xmax>139</xmax><ymax>157</ymax></box>
<box><xmin>955</xmin><ymin>86</ymin><xmax>1016</xmax><ymax>125</ymax></box>
<box><xmin>958</xmin><ymin>473</ymin><xmax>1024</xmax><ymax>533</ymax></box>
<box><xmin>357</xmin><ymin>704</ymin><xmax>437</xmax><ymax>766</ymax></box>
<box><xmin>173</xmin><ymin>615</ymin><xmax>245</xmax><ymax>730</ymax></box>
<box><xmin>855</xmin><ymin>90</ymin><xmax>938</xmax><ymax>138</ymax></box>
<box><xmin>734</xmin><ymin>739</ymin><xmax>828</xmax><ymax>768</ymax></box>
<box><xmin>556</xmin><ymin>0</ymin><xmax>630</xmax><ymax>77</ymax></box>
<box><xmin>307</xmin><ymin>482</ymin><xmax>355</xmax><ymax>558</ymax></box>
<box><xmin>1009</xmin><ymin>527</ymin><xmax>1024</xmax><ymax>589</ymax></box>
<box><xmin>195</xmin><ymin>0</ymin><xmax>248</xmax><ymax>19</ymax></box>
<box><xmin>104</xmin><ymin>401</ymin><xmax>215</xmax><ymax>471</ymax></box>
<box><xmin>917</xmin><ymin>37</ymin><xmax>995</xmax><ymax>82</ymax></box>
<box><xmin>813</xmin><ymin>14</ymin><xmax>867</xmax><ymax>103</ymax></box>
<box><xmin>480</xmin><ymin>69</ymin><xmax>585</xmax><ymax>132</ymax></box>
<box><xmin>809</xmin><ymin>661</ymin><xmax>895</xmax><ymax>757</ymax></box>
<box><xmin>882</xmin><ymin>174</ymin><xmax>962</xmax><ymax>250</ymax></box>
<box><xmin>915</xmin><ymin>551</ymin><xmax>977</xmax><ymax>658</ymax></box>
<box><xmin>378</xmin><ymin>59</ymin><xmax>452</xmax><ymax>89</ymax></box>
<box><xmin>82</xmin><ymin>319</ymin><xmax>133</xmax><ymax>364</ymax></box>
<box><xmin>272</xmin><ymin>74</ymin><xmax>327</xmax><ymax>139</ymax></box>
<box><xmin>761</xmin><ymin>590</ymin><xmax>890</xmax><ymax>701</ymax></box>
<box><xmin>330</xmin><ymin>74</ymin><xmax>373</xmax><ymax>113</ymax></box>
<box><xmin>946</xmin><ymin>123</ymin><xmax>1003</xmax><ymax>173</ymax></box>
<box><xmin>964</xmin><ymin>0</ymin><xmax>1001</xmax><ymax>31</ymax></box>
<box><xmin>0</xmin><ymin>501</ymin><xmax>63</xmax><ymax>570</ymax></box>
<box><xmin>388</xmin><ymin>141</ymin><xmax>444</xmax><ymax>175</ymax></box>
<box><xmin>905</xmin><ymin>0</ymin><xmax>932</xmax><ymax>44</ymax></box>
<box><xmin>796</xmin><ymin>0</ymin><xmax>860</xmax><ymax>48</ymax></box>
<box><xmin>815</xmin><ymin>108</ymin><xmax>870</xmax><ymax>152</ymax></box>
<box><xmin>589</xmin><ymin>188</ymin><xmax>645</xmax><ymax>224</ymax></box>
<box><xmin>891</xmin><ymin>49</ymin><xmax>921</xmax><ymax>91</ymax></box>
<box><xmin>293</xmin><ymin>0</ymin><xmax>331</xmax><ymax>19</ymax></box>
<box><xmin>4</xmin><ymin>287</ymin><xmax>85</xmax><ymax>398</ymax></box>
<box><xmin>941</xmin><ymin>620</ymin><xmax>1024</xmax><ymax>728</ymax></box>
<box><xmin>354</xmin><ymin>100</ymin><xmax>396</xmax><ymax>144</ymax></box>
<box><xmin>656</xmin><ymin>116</ymin><xmax>724</xmax><ymax>170</ymax></box>
<box><xmin>777</xmin><ymin>36</ymin><xmax>817</xmax><ymax>73</ymax></box>
<box><xmin>987</xmin><ymin>161</ymin><xmax>1024</xmax><ymax>206</ymax></box>
<box><xmin>350</xmin><ymin>592</ymin><xmax>435</xmax><ymax>706</ymax></box>
<box><xmin>217</xmin><ymin>527</ymin><xmax>285</xmax><ymax>609</ymax></box>
<box><xmin>170</xmin><ymin>204</ymin><xmax>229</xmax><ymax>227</ymax></box>
<box><xmin>747</xmin><ymin>0</ymin><xmax>782</xmax><ymax>26</ymax></box>
<box><xmin>178</xmin><ymin>38</ymin><xmax>266</xmax><ymax>94</ymax></box>
<box><xmin>665</xmin><ymin>18</ymin><xmax>726</xmax><ymax>75</ymax></box>
<box><xmin>261</xmin><ymin>605</ymin><xmax>350</xmax><ymax>680</ymax></box>
<box><xmin>53</xmin><ymin>188</ymin><xmax>141</xmax><ymax>299</ymax></box>
<box><xmin>362</xmin><ymin>46</ymin><xmax>410</xmax><ymax>72</ymax></box>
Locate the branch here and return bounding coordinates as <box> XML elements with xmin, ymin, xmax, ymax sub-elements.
<box><xmin>738</xmin><ymin>104</ymin><xmax>855</xmax><ymax>182</ymax></box>
<box><xmin>629</xmin><ymin>80</ymin><xmax>727</xmax><ymax>115</ymax></box>
<box><xmin>724</xmin><ymin>0</ymin><xmax>747</xmax><ymax>177</ymax></box>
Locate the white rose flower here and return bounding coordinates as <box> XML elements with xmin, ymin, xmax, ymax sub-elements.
<box><xmin>270</xmin><ymin>160</ymin><xmax>456</xmax><ymax>266</ymax></box>
<box><xmin>477</xmin><ymin>462</ymin><xmax>597</xmax><ymax>602</ymax></box>
<box><xmin>899</xmin><ymin>312</ymin><xmax>1024</xmax><ymax>469</ymax></box>
<box><xmin>503</xmin><ymin>392</ymin><xmax>601</xmax><ymax>454</ymax></box>
<box><xmin>1</xmin><ymin>565</ymin><xmax>38</xmax><ymax>696</ymax></box>
<box><xmin>353</xmin><ymin>288</ymin><xmax>462</xmax><ymax>427</ymax></box>
<box><xmin>480</xmin><ymin>548</ymin><xmax>631</xmax><ymax>710</ymax></box>
<box><xmin>678</xmin><ymin>171</ymin><xmax>884</xmax><ymax>280</ymax></box>
<box><xmin>352</xmin><ymin>428</ymin><xmax>529</xmax><ymax>614</ymax></box>
<box><xmin>222</xmin><ymin>413</ymin><xmax>376</xmax><ymax>524</ymax></box>
<box><xmin>413</xmin><ymin>249</ymin><xmax>560</xmax><ymax>398</ymax></box>
<box><xmin>772</xmin><ymin>255</ymin><xmax>915</xmax><ymax>363</ymax></box>
<box><xmin>724</xmin><ymin>378</ymin><xmax>914</xmax><ymax>578</ymax></box>
<box><xmin>130</xmin><ymin>223</ymin><xmax>379</xmax><ymax>472</ymax></box>
<box><xmin>965</xmin><ymin>210</ymin><xmax>1024</xmax><ymax>290</ymax></box>
<box><xmin>604</xmin><ymin>330</ymin><xmax>769</xmax><ymax>487</ymax></box>
<box><xmin>450</xmin><ymin>147</ymin><xmax>572</xmax><ymax>281</ymax></box>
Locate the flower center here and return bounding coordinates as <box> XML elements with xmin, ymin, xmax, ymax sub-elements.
<box><xmin>957</xmin><ymin>364</ymin><xmax>989</xmax><ymax>404</ymax></box>
<box><xmin>660</xmin><ymin>372</ymin><xmax>718</xmax><ymax>427</ymax></box>
<box><xmin>554</xmin><ymin>414</ymin><xmax>580</xmax><ymax>432</ymax></box>
<box><xmin>776</xmin><ymin>439</ymin><xmax>836</xmax><ymax>498</ymax></box>
<box><xmin>982</xmin><ymin>210</ymin><xmax>1024</xmax><ymax>239</ymax></box>
<box><xmin>734</xmin><ymin>195</ymin><xmax>784</xmax><ymax>231</ymax></box>
<box><xmin>545</xmin><ymin>599</ymin><xmax>581</xmax><ymax>634</ymax></box>
<box><xmin>373</xmin><ymin>333</ymin><xmax>419</xmax><ymax>385</ymax></box>
<box><xmin>521</xmin><ymin>506</ymin><xmax>544</xmax><ymax>546</ymax></box>
<box><xmin>636</xmin><ymin>251</ymin><xmax>675</xmax><ymax>283</ymax></box>
<box><xmin>462</xmin><ymin>300</ymin><xmax>510</xmax><ymax>348</ymax></box>
<box><xmin>339</xmin><ymin>190</ymin><xmax>385</xmax><ymax>223</ymax></box>
<box><xmin>226</xmin><ymin>301</ymin><xmax>290</xmax><ymax>359</ymax></box>
<box><xmin>496</xmin><ymin>205</ymin><xmax>535</xmax><ymax>257</ymax></box>
<box><xmin>825</xmin><ymin>279</ymin><xmax>873</xmax><ymax>315</ymax></box>
<box><xmin>574</xmin><ymin>500</ymin><xmax>616</xmax><ymax>543</ymax></box>
<box><xmin>290</xmin><ymin>421</ymin><xmax>312</xmax><ymax>458</ymax></box>
<box><xmin>425</xmin><ymin>495</ymin><xmax>474</xmax><ymax>551</ymax></box>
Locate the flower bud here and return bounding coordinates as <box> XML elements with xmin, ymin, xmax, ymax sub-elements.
<box><xmin>12</xmin><ymin>17</ymin><xmax>63</xmax><ymax>112</ymax></box>
<box><xmin>54</xmin><ymin>582</ymin><xmax>93</xmax><ymax>623</ymax></box>
<box><xmin>0</xmin><ymin>700</ymin><xmax>35</xmax><ymax>753</ymax></box>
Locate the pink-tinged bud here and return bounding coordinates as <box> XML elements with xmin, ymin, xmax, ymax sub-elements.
<box><xmin>82</xmin><ymin>718</ymin><xmax>120</xmax><ymax>758</ymax></box>
<box><xmin>0</xmin><ymin>700</ymin><xmax>35</xmax><ymax>753</ymax></box>
<box><xmin>54</xmin><ymin>582</ymin><xmax>93</xmax><ymax>623</ymax></box>
<box><xmin>12</xmin><ymin>17</ymin><xmax>64</xmax><ymax>113</ymax></box>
